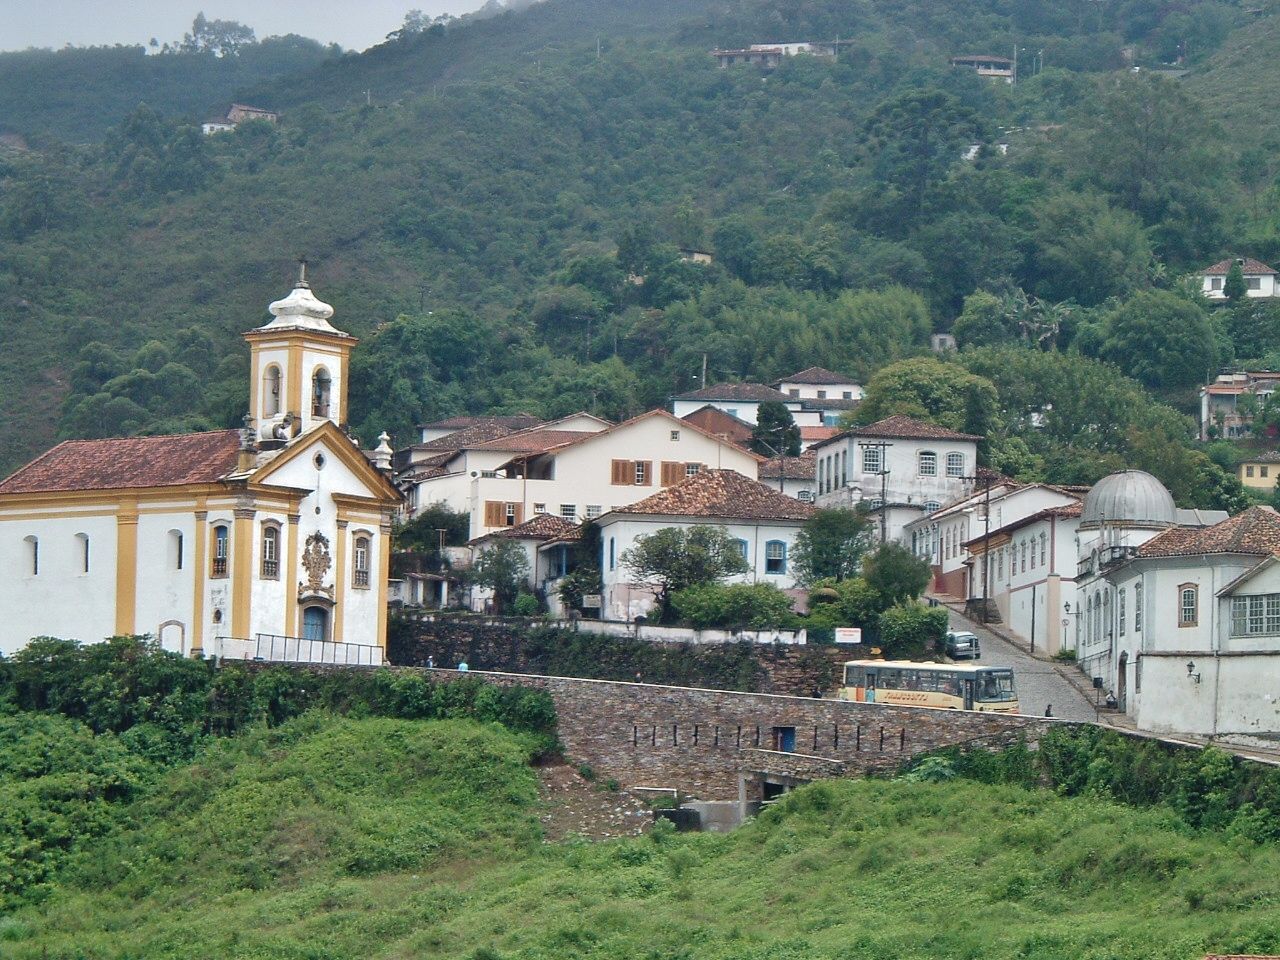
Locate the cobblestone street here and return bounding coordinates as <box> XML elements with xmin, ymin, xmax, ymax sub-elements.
<box><xmin>947</xmin><ymin>610</ymin><xmax>1099</xmax><ymax>722</ymax></box>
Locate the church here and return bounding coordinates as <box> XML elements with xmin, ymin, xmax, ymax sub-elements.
<box><xmin>0</xmin><ymin>270</ymin><xmax>401</xmax><ymax>660</ymax></box>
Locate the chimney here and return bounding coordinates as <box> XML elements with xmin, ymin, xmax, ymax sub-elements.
<box><xmin>238</xmin><ymin>414</ymin><xmax>258</xmax><ymax>472</ymax></box>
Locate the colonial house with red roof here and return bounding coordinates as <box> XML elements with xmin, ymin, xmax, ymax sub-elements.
<box><xmin>0</xmin><ymin>272</ymin><xmax>400</xmax><ymax>660</ymax></box>
<box><xmin>811</xmin><ymin>415</ymin><xmax>983</xmax><ymax>545</ymax></box>
<box><xmin>399</xmin><ymin>409</ymin><xmax>762</xmax><ymax>540</ymax></box>
<box><xmin>596</xmin><ymin>470</ymin><xmax>813</xmax><ymax>622</ymax></box>
<box><xmin>1199</xmin><ymin>257</ymin><xmax>1279</xmax><ymax>299</ymax></box>
<box><xmin>467</xmin><ymin>512</ymin><xmax>583</xmax><ymax>614</ymax></box>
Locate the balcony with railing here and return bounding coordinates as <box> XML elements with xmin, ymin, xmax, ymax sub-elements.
<box><xmin>210</xmin><ymin>633</ymin><xmax>384</xmax><ymax>666</ymax></box>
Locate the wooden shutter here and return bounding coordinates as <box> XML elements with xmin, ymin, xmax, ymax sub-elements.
<box><xmin>484</xmin><ymin>501</ymin><xmax>503</xmax><ymax>527</ymax></box>
<box><xmin>512</xmin><ymin>503</ymin><xmax>525</xmax><ymax>526</ymax></box>
<box><xmin>611</xmin><ymin>459</ymin><xmax>634</xmax><ymax>485</ymax></box>
<box><xmin>637</xmin><ymin>461</ymin><xmax>652</xmax><ymax>485</ymax></box>
<box><xmin>660</xmin><ymin>461</ymin><xmax>682</xmax><ymax>486</ymax></box>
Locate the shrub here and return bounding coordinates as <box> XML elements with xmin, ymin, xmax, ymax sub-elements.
<box><xmin>671</xmin><ymin>582</ymin><xmax>796</xmax><ymax>630</ymax></box>
<box><xmin>876</xmin><ymin>603</ymin><xmax>947</xmax><ymax>658</ymax></box>
<box><xmin>513</xmin><ymin>592</ymin><xmax>541</xmax><ymax>616</ymax></box>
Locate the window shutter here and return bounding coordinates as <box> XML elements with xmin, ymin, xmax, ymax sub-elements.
<box><xmin>512</xmin><ymin>503</ymin><xmax>525</xmax><ymax>525</ymax></box>
<box><xmin>484</xmin><ymin>501</ymin><xmax>503</xmax><ymax>527</ymax></box>
<box><xmin>638</xmin><ymin>461</ymin><xmax>652</xmax><ymax>485</ymax></box>
<box><xmin>661</xmin><ymin>461</ymin><xmax>682</xmax><ymax>486</ymax></box>
<box><xmin>611</xmin><ymin>459</ymin><xmax>633</xmax><ymax>485</ymax></box>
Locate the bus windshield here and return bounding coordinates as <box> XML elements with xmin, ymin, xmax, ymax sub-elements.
<box><xmin>975</xmin><ymin>669</ymin><xmax>1016</xmax><ymax>702</ymax></box>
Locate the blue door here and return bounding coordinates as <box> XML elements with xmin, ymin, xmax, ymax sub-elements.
<box><xmin>302</xmin><ymin>606</ymin><xmax>328</xmax><ymax>642</ymax></box>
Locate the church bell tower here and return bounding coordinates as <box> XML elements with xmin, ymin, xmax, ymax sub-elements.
<box><xmin>244</xmin><ymin>263</ymin><xmax>357</xmax><ymax>443</ymax></box>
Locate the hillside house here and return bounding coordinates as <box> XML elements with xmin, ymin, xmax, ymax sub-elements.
<box><xmin>710</xmin><ymin>41</ymin><xmax>847</xmax><ymax>69</ymax></box>
<box><xmin>597</xmin><ymin>470</ymin><xmax>813</xmax><ymax>622</ymax></box>
<box><xmin>949</xmin><ymin>54</ymin><xmax>1014</xmax><ymax>82</ymax></box>
<box><xmin>771</xmin><ymin>366</ymin><xmax>863</xmax><ymax>427</ymax></box>
<box><xmin>467</xmin><ymin>513</ymin><xmax>582</xmax><ymax>614</ymax></box>
<box><xmin>398</xmin><ymin>409</ymin><xmax>762</xmax><ymax>540</ymax></box>
<box><xmin>811</xmin><ymin>416</ymin><xmax>981</xmax><ymax>544</ymax></box>
<box><xmin>1199</xmin><ymin>370</ymin><xmax>1280</xmax><ymax>439</ymax></box>
<box><xmin>759</xmin><ymin>450</ymin><xmax>818</xmax><ymax>501</ymax></box>
<box><xmin>680</xmin><ymin>405</ymin><xmax>754</xmax><ymax>450</ymax></box>
<box><xmin>202</xmin><ymin>103</ymin><xmax>279</xmax><ymax>135</ymax></box>
<box><xmin>1199</xmin><ymin>257</ymin><xmax>1279</xmax><ymax>299</ymax></box>
<box><xmin>1240</xmin><ymin>451</ymin><xmax>1280</xmax><ymax>492</ymax></box>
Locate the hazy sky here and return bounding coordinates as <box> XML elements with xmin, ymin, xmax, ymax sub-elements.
<box><xmin>0</xmin><ymin>1</ymin><xmax>482</xmax><ymax>53</ymax></box>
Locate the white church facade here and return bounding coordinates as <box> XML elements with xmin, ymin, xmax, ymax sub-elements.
<box><xmin>0</xmin><ymin>271</ymin><xmax>400</xmax><ymax>660</ymax></box>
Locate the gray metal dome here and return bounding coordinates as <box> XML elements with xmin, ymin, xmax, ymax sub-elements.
<box><xmin>1080</xmin><ymin>470</ymin><xmax>1176</xmax><ymax>528</ymax></box>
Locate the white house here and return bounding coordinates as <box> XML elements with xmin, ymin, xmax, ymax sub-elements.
<box><xmin>597</xmin><ymin>470</ymin><xmax>813</xmax><ymax>622</ymax></box>
<box><xmin>670</xmin><ymin>383</ymin><xmax>822</xmax><ymax>427</ymax></box>
<box><xmin>1199</xmin><ymin>257</ymin><xmax>1279</xmax><ymax>299</ymax></box>
<box><xmin>1199</xmin><ymin>370</ymin><xmax>1280</xmax><ymax>441</ymax></box>
<box><xmin>811</xmin><ymin>415</ymin><xmax>981</xmax><ymax>545</ymax></box>
<box><xmin>414</xmin><ymin>414</ymin><xmax>544</xmax><ymax>447</ymax></box>
<box><xmin>759</xmin><ymin>451</ymin><xmax>817</xmax><ymax>502</ymax></box>
<box><xmin>1099</xmin><ymin>505</ymin><xmax>1280</xmax><ymax>737</ymax></box>
<box><xmin>400</xmin><ymin>409</ymin><xmax>763</xmax><ymax>540</ymax></box>
<box><xmin>0</xmin><ymin>271</ymin><xmax>401</xmax><ymax>659</ymax></box>
<box><xmin>467</xmin><ymin>513</ymin><xmax>582</xmax><ymax>614</ymax></box>
<box><xmin>1071</xmin><ymin>471</ymin><xmax>1227</xmax><ymax>716</ymax></box>
<box><xmin>770</xmin><ymin>366</ymin><xmax>863</xmax><ymax>427</ymax></box>
<box><xmin>949</xmin><ymin>54</ymin><xmax>1014</xmax><ymax>82</ymax></box>
<box><xmin>710</xmin><ymin>41</ymin><xmax>847</xmax><ymax>69</ymax></box>
<box><xmin>905</xmin><ymin>479</ymin><xmax>1021</xmax><ymax>596</ymax></box>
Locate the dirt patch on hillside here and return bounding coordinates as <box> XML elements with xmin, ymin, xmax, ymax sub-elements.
<box><xmin>535</xmin><ymin>760</ymin><xmax>652</xmax><ymax>842</ymax></box>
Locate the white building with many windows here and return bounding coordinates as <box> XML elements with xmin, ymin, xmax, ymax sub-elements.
<box><xmin>0</xmin><ymin>272</ymin><xmax>401</xmax><ymax>659</ymax></box>
<box><xmin>811</xmin><ymin>415</ymin><xmax>981</xmax><ymax>544</ymax></box>
<box><xmin>597</xmin><ymin>470</ymin><xmax>812</xmax><ymax>622</ymax></box>
<box><xmin>400</xmin><ymin>410</ymin><xmax>762</xmax><ymax>540</ymax></box>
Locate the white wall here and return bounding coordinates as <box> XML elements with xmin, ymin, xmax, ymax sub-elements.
<box><xmin>1202</xmin><ymin>273</ymin><xmax>1278</xmax><ymax>299</ymax></box>
<box><xmin>599</xmin><ymin>515</ymin><xmax>804</xmax><ymax>622</ymax></box>
<box><xmin>775</xmin><ymin>380</ymin><xmax>863</xmax><ymax>401</ymax></box>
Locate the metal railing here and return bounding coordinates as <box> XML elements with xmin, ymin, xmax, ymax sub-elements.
<box><xmin>211</xmin><ymin>634</ymin><xmax>384</xmax><ymax>666</ymax></box>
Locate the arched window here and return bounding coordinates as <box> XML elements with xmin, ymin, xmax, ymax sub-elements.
<box><xmin>840</xmin><ymin>450</ymin><xmax>848</xmax><ymax>486</ymax></box>
<box><xmin>923</xmin><ymin>500</ymin><xmax>941</xmax><ymax>514</ymax></box>
<box><xmin>353</xmin><ymin>534</ymin><xmax>371</xmax><ymax>588</ymax></box>
<box><xmin>946</xmin><ymin>452</ymin><xmax>964</xmax><ymax>477</ymax></box>
<box><xmin>311</xmin><ymin>367</ymin><xmax>332</xmax><ymax>418</ymax></box>
<box><xmin>1134</xmin><ymin>581</ymin><xmax>1143</xmax><ymax>632</ymax></box>
<box><xmin>1119</xmin><ymin>587</ymin><xmax>1126</xmax><ymax>636</ymax></box>
<box><xmin>1039</xmin><ymin>532</ymin><xmax>1047</xmax><ymax>566</ymax></box>
<box><xmin>75</xmin><ymin>532</ymin><xmax>90</xmax><ymax>574</ymax></box>
<box><xmin>263</xmin><ymin>364</ymin><xmax>282</xmax><ymax>417</ymax></box>
<box><xmin>765</xmin><ymin>540</ymin><xmax>787</xmax><ymax>575</ymax></box>
<box><xmin>169</xmin><ymin>529</ymin><xmax>184</xmax><ymax>570</ymax></box>
<box><xmin>1103</xmin><ymin>590</ymin><xmax>1111</xmax><ymax>638</ymax></box>
<box><xmin>608</xmin><ymin>537</ymin><xmax>615</xmax><ymax>571</ymax></box>
<box><xmin>260</xmin><ymin>523</ymin><xmax>280</xmax><ymax>579</ymax></box>
<box><xmin>1093</xmin><ymin>591</ymin><xmax>1102</xmax><ymax>643</ymax></box>
<box><xmin>211</xmin><ymin>524</ymin><xmax>229</xmax><ymax>578</ymax></box>
<box><xmin>862</xmin><ymin>445</ymin><xmax>882</xmax><ymax>474</ymax></box>
<box><xmin>1179</xmin><ymin>583</ymin><xmax>1198</xmax><ymax>627</ymax></box>
<box><xmin>732</xmin><ymin>538</ymin><xmax>749</xmax><ymax>560</ymax></box>
<box><xmin>918</xmin><ymin>451</ymin><xmax>938</xmax><ymax>477</ymax></box>
<box><xmin>1086</xmin><ymin>595</ymin><xmax>1094</xmax><ymax>644</ymax></box>
<box><xmin>23</xmin><ymin>535</ymin><xmax>38</xmax><ymax>576</ymax></box>
<box><xmin>867</xmin><ymin>497</ymin><xmax>884</xmax><ymax>511</ymax></box>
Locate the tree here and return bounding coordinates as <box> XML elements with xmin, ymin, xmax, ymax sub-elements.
<box><xmin>1224</xmin><ymin>261</ymin><xmax>1247</xmax><ymax>303</ymax></box>
<box><xmin>751</xmin><ymin>401</ymin><xmax>801</xmax><ymax>457</ymax></box>
<box><xmin>620</xmin><ymin>525</ymin><xmax>749</xmax><ymax>623</ymax></box>
<box><xmin>469</xmin><ymin>540</ymin><xmax>530</xmax><ymax>614</ymax></box>
<box><xmin>953</xmin><ymin>291</ymin><xmax>1017</xmax><ymax>349</ymax></box>
<box><xmin>862</xmin><ymin>543</ymin><xmax>931</xmax><ymax>606</ymax></box>
<box><xmin>878</xmin><ymin>603</ymin><xmax>949</xmax><ymax>659</ymax></box>
<box><xmin>1028</xmin><ymin>192</ymin><xmax>1153</xmax><ymax>306</ymax></box>
<box><xmin>857</xmin><ymin>357</ymin><xmax>998</xmax><ymax>439</ymax></box>
<box><xmin>863</xmin><ymin>89</ymin><xmax>983</xmax><ymax>215</ymax></box>
<box><xmin>1102</xmin><ymin>291</ymin><xmax>1216</xmax><ymax>392</ymax></box>
<box><xmin>671</xmin><ymin>582</ymin><xmax>794</xmax><ymax>630</ymax></box>
<box><xmin>181</xmin><ymin>13</ymin><xmax>256</xmax><ymax>56</ymax></box>
<box><xmin>792</xmin><ymin>509</ymin><xmax>872</xmax><ymax>586</ymax></box>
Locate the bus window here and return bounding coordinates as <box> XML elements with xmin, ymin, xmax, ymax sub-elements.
<box><xmin>976</xmin><ymin>669</ymin><xmax>1016</xmax><ymax>702</ymax></box>
<box><xmin>878</xmin><ymin>669</ymin><xmax>901</xmax><ymax>690</ymax></box>
<box><xmin>844</xmin><ymin>664</ymin><xmax>864</xmax><ymax>687</ymax></box>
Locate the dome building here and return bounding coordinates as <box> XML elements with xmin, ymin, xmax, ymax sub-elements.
<box><xmin>1078</xmin><ymin>470</ymin><xmax>1177</xmax><ymax>531</ymax></box>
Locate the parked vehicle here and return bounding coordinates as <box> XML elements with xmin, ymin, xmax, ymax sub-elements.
<box><xmin>945</xmin><ymin>630</ymin><xmax>981</xmax><ymax>660</ymax></box>
<box><xmin>838</xmin><ymin>660</ymin><xmax>1018</xmax><ymax>714</ymax></box>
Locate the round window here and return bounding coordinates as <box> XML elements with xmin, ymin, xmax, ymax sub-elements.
<box><xmin>313</xmin><ymin>452</ymin><xmax>326</xmax><ymax>469</ymax></box>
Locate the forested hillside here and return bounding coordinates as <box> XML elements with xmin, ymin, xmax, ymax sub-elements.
<box><xmin>0</xmin><ymin>0</ymin><xmax>1276</xmax><ymax>509</ymax></box>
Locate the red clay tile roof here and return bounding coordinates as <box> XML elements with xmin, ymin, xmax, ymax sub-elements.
<box><xmin>800</xmin><ymin>426</ymin><xmax>839</xmax><ymax>442</ymax></box>
<box><xmin>418</xmin><ymin>414</ymin><xmax>543</xmax><ymax>432</ymax></box>
<box><xmin>681</xmin><ymin>405</ymin><xmax>754</xmax><ymax>447</ymax></box>
<box><xmin>773</xmin><ymin>366</ymin><xmax>855</xmax><ymax>386</ymax></box>
<box><xmin>471</xmin><ymin>429</ymin><xmax>597</xmax><ymax>455</ymax></box>
<box><xmin>417</xmin><ymin>419</ymin><xmax>545</xmax><ymax>451</ymax></box>
<box><xmin>1242</xmin><ymin>451</ymin><xmax>1280</xmax><ymax>464</ymax></box>
<box><xmin>613</xmin><ymin>469</ymin><xmax>813</xmax><ymax>521</ymax></box>
<box><xmin>0</xmin><ymin>430</ymin><xmax>242</xmax><ymax>495</ymax></box>
<box><xmin>1137</xmin><ymin>506</ymin><xmax>1280</xmax><ymax>558</ymax></box>
<box><xmin>814</xmin><ymin>415</ymin><xmax>983</xmax><ymax>448</ymax></box>
<box><xmin>470</xmin><ymin>513</ymin><xmax>581</xmax><ymax>544</ymax></box>
<box><xmin>1202</xmin><ymin>258</ymin><xmax>1277</xmax><ymax>275</ymax></box>
<box><xmin>674</xmin><ymin>382</ymin><xmax>792</xmax><ymax>403</ymax></box>
<box><xmin>760</xmin><ymin>450</ymin><xmax>817</xmax><ymax>480</ymax></box>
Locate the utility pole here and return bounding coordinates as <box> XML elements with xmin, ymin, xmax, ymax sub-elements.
<box><xmin>857</xmin><ymin>440</ymin><xmax>892</xmax><ymax>543</ymax></box>
<box><xmin>962</xmin><ymin>473</ymin><xmax>995</xmax><ymax>622</ymax></box>
<box><xmin>701</xmin><ymin>353</ymin><xmax>708</xmax><ymax>388</ymax></box>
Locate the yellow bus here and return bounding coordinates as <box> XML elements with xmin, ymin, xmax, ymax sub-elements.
<box><xmin>838</xmin><ymin>660</ymin><xmax>1020</xmax><ymax>714</ymax></box>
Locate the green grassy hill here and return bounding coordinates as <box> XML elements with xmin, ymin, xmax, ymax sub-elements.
<box><xmin>4</xmin><ymin>711</ymin><xmax>1280</xmax><ymax>959</ymax></box>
